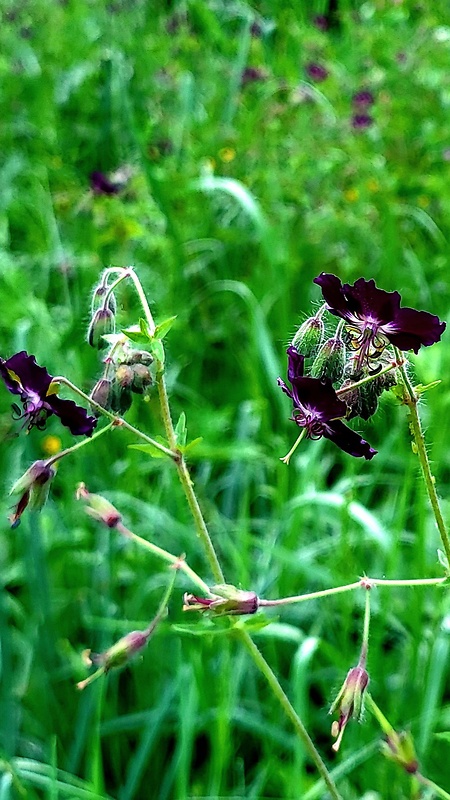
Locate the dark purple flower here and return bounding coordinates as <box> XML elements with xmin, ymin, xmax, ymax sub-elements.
<box><xmin>90</xmin><ymin>170</ymin><xmax>120</xmax><ymax>195</ymax></box>
<box><xmin>351</xmin><ymin>113</ymin><xmax>373</xmax><ymax>130</ymax></box>
<box><xmin>314</xmin><ymin>274</ymin><xmax>446</xmax><ymax>361</ymax></box>
<box><xmin>241</xmin><ymin>66</ymin><xmax>266</xmax><ymax>86</ymax></box>
<box><xmin>0</xmin><ymin>351</ymin><xmax>97</xmax><ymax>436</ymax></box>
<box><xmin>312</xmin><ymin>14</ymin><xmax>329</xmax><ymax>32</ymax></box>
<box><xmin>278</xmin><ymin>346</ymin><xmax>377</xmax><ymax>460</ymax></box>
<box><xmin>352</xmin><ymin>89</ymin><xmax>374</xmax><ymax>108</ymax></box>
<box><xmin>305</xmin><ymin>63</ymin><xmax>329</xmax><ymax>83</ymax></box>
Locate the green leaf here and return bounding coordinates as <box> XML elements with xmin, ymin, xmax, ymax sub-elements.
<box><xmin>121</xmin><ymin>327</ymin><xmax>150</xmax><ymax>345</ymax></box>
<box><xmin>154</xmin><ymin>315</ymin><xmax>177</xmax><ymax>340</ymax></box>
<box><xmin>175</xmin><ymin>412</ymin><xmax>187</xmax><ymax>447</ymax></box>
<box><xmin>414</xmin><ymin>380</ymin><xmax>442</xmax><ymax>395</ymax></box>
<box><xmin>179</xmin><ymin>437</ymin><xmax>203</xmax><ymax>455</ymax></box>
<box><xmin>139</xmin><ymin>317</ymin><xmax>151</xmax><ymax>337</ymax></box>
<box><xmin>129</xmin><ymin>440</ymin><xmax>170</xmax><ymax>458</ymax></box>
<box><xmin>149</xmin><ymin>338</ymin><xmax>165</xmax><ymax>365</ymax></box>
<box><xmin>435</xmin><ymin>732</ymin><xmax>450</xmax><ymax>744</ymax></box>
<box><xmin>171</xmin><ymin>622</ymin><xmax>232</xmax><ymax>638</ymax></box>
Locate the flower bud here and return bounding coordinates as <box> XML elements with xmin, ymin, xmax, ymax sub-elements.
<box><xmin>115</xmin><ymin>364</ymin><xmax>134</xmax><ymax>388</ymax></box>
<box><xmin>91</xmin><ymin>284</ymin><xmax>117</xmax><ymax>316</ymax></box>
<box><xmin>130</xmin><ymin>364</ymin><xmax>152</xmax><ymax>394</ymax></box>
<box><xmin>9</xmin><ymin>460</ymin><xmax>55</xmax><ymax>527</ymax></box>
<box><xmin>76</xmin><ymin>483</ymin><xmax>122</xmax><ymax>528</ymax></box>
<box><xmin>311</xmin><ymin>334</ymin><xmax>346</xmax><ymax>383</ymax></box>
<box><xmin>87</xmin><ymin>308</ymin><xmax>115</xmax><ymax>349</ymax></box>
<box><xmin>90</xmin><ymin>630</ymin><xmax>149</xmax><ymax>671</ymax></box>
<box><xmin>329</xmin><ymin>664</ymin><xmax>369</xmax><ymax>751</ymax></box>
<box><xmin>126</xmin><ymin>350</ymin><xmax>154</xmax><ymax>366</ymax></box>
<box><xmin>382</xmin><ymin>729</ymin><xmax>419</xmax><ymax>775</ymax></box>
<box><xmin>291</xmin><ymin>315</ymin><xmax>325</xmax><ymax>358</ymax></box>
<box><xmin>110</xmin><ymin>381</ymin><xmax>133</xmax><ymax>415</ymax></box>
<box><xmin>183</xmin><ymin>584</ymin><xmax>259</xmax><ymax>616</ymax></box>
<box><xmin>89</xmin><ymin>378</ymin><xmax>113</xmax><ymax>416</ymax></box>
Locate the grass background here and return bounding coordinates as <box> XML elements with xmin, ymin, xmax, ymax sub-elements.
<box><xmin>1</xmin><ymin>0</ymin><xmax>450</xmax><ymax>797</ymax></box>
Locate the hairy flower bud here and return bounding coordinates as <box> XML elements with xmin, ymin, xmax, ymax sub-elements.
<box><xmin>9</xmin><ymin>460</ymin><xmax>55</xmax><ymax>527</ymax></box>
<box><xmin>89</xmin><ymin>378</ymin><xmax>113</xmax><ymax>416</ymax></box>
<box><xmin>110</xmin><ymin>381</ymin><xmax>133</xmax><ymax>415</ymax></box>
<box><xmin>291</xmin><ymin>314</ymin><xmax>325</xmax><ymax>358</ymax></box>
<box><xmin>76</xmin><ymin>483</ymin><xmax>122</xmax><ymax>527</ymax></box>
<box><xmin>87</xmin><ymin>308</ymin><xmax>115</xmax><ymax>349</ymax></box>
<box><xmin>115</xmin><ymin>364</ymin><xmax>134</xmax><ymax>388</ymax></box>
<box><xmin>126</xmin><ymin>350</ymin><xmax>154</xmax><ymax>366</ymax></box>
<box><xmin>91</xmin><ymin>284</ymin><xmax>117</xmax><ymax>315</ymax></box>
<box><xmin>183</xmin><ymin>584</ymin><xmax>259</xmax><ymax>616</ymax></box>
<box><xmin>130</xmin><ymin>364</ymin><xmax>152</xmax><ymax>394</ymax></box>
<box><xmin>311</xmin><ymin>333</ymin><xmax>346</xmax><ymax>383</ymax></box>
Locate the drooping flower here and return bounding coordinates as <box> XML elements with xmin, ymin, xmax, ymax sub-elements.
<box><xmin>183</xmin><ymin>584</ymin><xmax>259</xmax><ymax>616</ymax></box>
<box><xmin>8</xmin><ymin>459</ymin><xmax>55</xmax><ymax>528</ymax></box>
<box><xmin>0</xmin><ymin>352</ymin><xmax>97</xmax><ymax>436</ymax></box>
<box><xmin>314</xmin><ymin>274</ymin><xmax>446</xmax><ymax>365</ymax></box>
<box><xmin>330</xmin><ymin>664</ymin><xmax>369</xmax><ymax>752</ymax></box>
<box><xmin>278</xmin><ymin>346</ymin><xmax>377</xmax><ymax>459</ymax></box>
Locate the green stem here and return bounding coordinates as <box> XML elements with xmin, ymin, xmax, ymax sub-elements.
<box><xmin>45</xmin><ymin>422</ymin><xmax>114</xmax><ymax>468</ymax></box>
<box><xmin>417</xmin><ymin>774</ymin><xmax>450</xmax><ymax>800</ymax></box>
<box><xmin>360</xmin><ymin>587</ymin><xmax>371</xmax><ymax>666</ymax></box>
<box><xmin>258</xmin><ymin>576</ymin><xmax>445</xmax><ymax>607</ymax></box>
<box><xmin>156</xmin><ymin>374</ymin><xmax>225</xmax><ymax>583</ymax></box>
<box><xmin>238</xmin><ymin>629</ymin><xmax>343</xmax><ymax>800</ymax></box>
<box><xmin>54</xmin><ymin>376</ymin><xmax>176</xmax><ymax>460</ymax></box>
<box><xmin>115</xmin><ymin>521</ymin><xmax>213</xmax><ymax>596</ymax></box>
<box><xmin>125</xmin><ymin>267</ymin><xmax>156</xmax><ymax>335</ymax></box>
<box><xmin>394</xmin><ymin>348</ymin><xmax>450</xmax><ymax>567</ymax></box>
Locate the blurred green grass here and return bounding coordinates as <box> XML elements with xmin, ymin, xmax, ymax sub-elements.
<box><xmin>1</xmin><ymin>1</ymin><xmax>450</xmax><ymax>798</ymax></box>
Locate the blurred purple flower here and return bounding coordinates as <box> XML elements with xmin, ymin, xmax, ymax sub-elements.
<box><xmin>305</xmin><ymin>63</ymin><xmax>328</xmax><ymax>82</ymax></box>
<box><xmin>312</xmin><ymin>14</ymin><xmax>329</xmax><ymax>32</ymax></box>
<box><xmin>352</xmin><ymin>89</ymin><xmax>374</xmax><ymax>108</ymax></box>
<box><xmin>352</xmin><ymin>113</ymin><xmax>373</xmax><ymax>130</ymax></box>
<box><xmin>278</xmin><ymin>346</ymin><xmax>377</xmax><ymax>459</ymax></box>
<box><xmin>90</xmin><ymin>170</ymin><xmax>120</xmax><ymax>195</ymax></box>
<box><xmin>0</xmin><ymin>351</ymin><xmax>97</xmax><ymax>436</ymax></box>
<box><xmin>314</xmin><ymin>273</ymin><xmax>446</xmax><ymax>357</ymax></box>
<box><xmin>241</xmin><ymin>66</ymin><xmax>266</xmax><ymax>86</ymax></box>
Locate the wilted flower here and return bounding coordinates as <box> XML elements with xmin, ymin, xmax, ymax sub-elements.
<box><xmin>305</xmin><ymin>63</ymin><xmax>328</xmax><ymax>82</ymax></box>
<box><xmin>0</xmin><ymin>351</ymin><xmax>97</xmax><ymax>436</ymax></box>
<box><xmin>382</xmin><ymin>729</ymin><xmax>419</xmax><ymax>774</ymax></box>
<box><xmin>314</xmin><ymin>274</ymin><xmax>446</xmax><ymax>364</ymax></box>
<box><xmin>278</xmin><ymin>346</ymin><xmax>377</xmax><ymax>459</ymax></box>
<box><xmin>330</xmin><ymin>664</ymin><xmax>369</xmax><ymax>751</ymax></box>
<box><xmin>76</xmin><ymin>483</ymin><xmax>122</xmax><ymax>528</ymax></box>
<box><xmin>183</xmin><ymin>584</ymin><xmax>259</xmax><ymax>616</ymax></box>
<box><xmin>351</xmin><ymin>113</ymin><xmax>373</xmax><ymax>130</ymax></box>
<box><xmin>9</xmin><ymin>459</ymin><xmax>55</xmax><ymax>527</ymax></box>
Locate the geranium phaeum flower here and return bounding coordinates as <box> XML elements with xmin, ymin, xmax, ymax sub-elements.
<box><xmin>314</xmin><ymin>273</ymin><xmax>446</xmax><ymax>361</ymax></box>
<box><xmin>278</xmin><ymin>346</ymin><xmax>377</xmax><ymax>459</ymax></box>
<box><xmin>0</xmin><ymin>351</ymin><xmax>97</xmax><ymax>436</ymax></box>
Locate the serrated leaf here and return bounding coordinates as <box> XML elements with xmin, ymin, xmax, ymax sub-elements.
<box><xmin>154</xmin><ymin>315</ymin><xmax>177</xmax><ymax>340</ymax></box>
<box><xmin>129</xmin><ymin>440</ymin><xmax>169</xmax><ymax>458</ymax></box>
<box><xmin>175</xmin><ymin>412</ymin><xmax>187</xmax><ymax>447</ymax></box>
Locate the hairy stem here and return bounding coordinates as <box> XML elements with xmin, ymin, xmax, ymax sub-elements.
<box><xmin>394</xmin><ymin>348</ymin><xmax>450</xmax><ymax>567</ymax></box>
<box><xmin>45</xmin><ymin>422</ymin><xmax>114</xmax><ymax>467</ymax></box>
<box><xmin>239</xmin><ymin>629</ymin><xmax>343</xmax><ymax>800</ymax></box>
<box><xmin>55</xmin><ymin>376</ymin><xmax>176</xmax><ymax>460</ymax></box>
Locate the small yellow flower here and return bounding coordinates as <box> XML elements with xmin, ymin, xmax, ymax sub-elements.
<box><xmin>366</xmin><ymin>178</ymin><xmax>380</xmax><ymax>193</ymax></box>
<box><xmin>219</xmin><ymin>147</ymin><xmax>236</xmax><ymax>163</ymax></box>
<box><xmin>42</xmin><ymin>435</ymin><xmax>62</xmax><ymax>456</ymax></box>
<box><xmin>344</xmin><ymin>187</ymin><xmax>359</xmax><ymax>203</ymax></box>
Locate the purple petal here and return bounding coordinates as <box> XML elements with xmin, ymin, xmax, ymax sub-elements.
<box><xmin>277</xmin><ymin>377</ymin><xmax>293</xmax><ymax>401</ymax></box>
<box><xmin>46</xmin><ymin>395</ymin><xmax>97</xmax><ymax>436</ymax></box>
<box><xmin>325</xmin><ymin>420</ymin><xmax>377</xmax><ymax>460</ymax></box>
<box><xmin>314</xmin><ymin>274</ymin><xmax>350</xmax><ymax>318</ymax></box>
<box><xmin>286</xmin><ymin>346</ymin><xmax>305</xmax><ymax>382</ymax></box>
<box><xmin>290</xmin><ymin>376</ymin><xmax>348</xmax><ymax>420</ymax></box>
<box><xmin>314</xmin><ymin>273</ymin><xmax>402</xmax><ymax>326</ymax></box>
<box><xmin>0</xmin><ymin>351</ymin><xmax>52</xmax><ymax>396</ymax></box>
<box><xmin>387</xmin><ymin>307</ymin><xmax>446</xmax><ymax>353</ymax></box>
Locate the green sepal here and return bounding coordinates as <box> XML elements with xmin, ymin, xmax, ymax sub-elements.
<box><xmin>154</xmin><ymin>316</ymin><xmax>177</xmax><ymax>340</ymax></box>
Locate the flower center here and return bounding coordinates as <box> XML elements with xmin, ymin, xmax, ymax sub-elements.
<box><xmin>345</xmin><ymin>318</ymin><xmax>389</xmax><ymax>368</ymax></box>
<box><xmin>293</xmin><ymin>406</ymin><xmax>326</xmax><ymax>440</ymax></box>
<box><xmin>11</xmin><ymin>390</ymin><xmax>50</xmax><ymax>432</ymax></box>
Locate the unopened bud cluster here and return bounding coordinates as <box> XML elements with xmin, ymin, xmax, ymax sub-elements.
<box><xmin>87</xmin><ymin>272</ymin><xmax>153</xmax><ymax>418</ymax></box>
